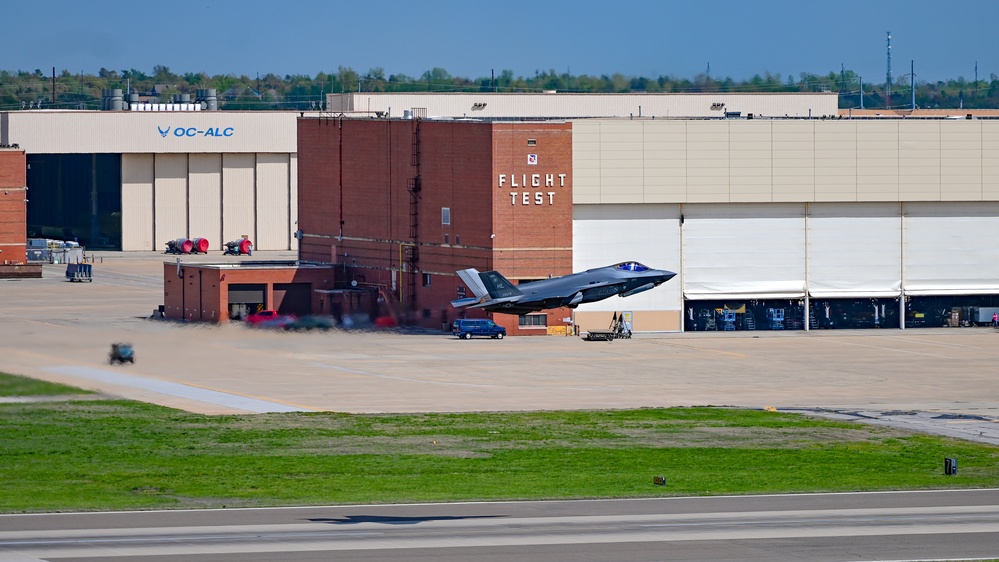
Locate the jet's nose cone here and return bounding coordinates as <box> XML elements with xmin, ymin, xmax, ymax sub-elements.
<box><xmin>652</xmin><ymin>270</ymin><xmax>677</xmax><ymax>284</ymax></box>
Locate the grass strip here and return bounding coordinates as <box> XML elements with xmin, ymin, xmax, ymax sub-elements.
<box><xmin>0</xmin><ymin>373</ymin><xmax>95</xmax><ymax>397</ymax></box>
<box><xmin>1</xmin><ymin>390</ymin><xmax>997</xmax><ymax>512</ymax></box>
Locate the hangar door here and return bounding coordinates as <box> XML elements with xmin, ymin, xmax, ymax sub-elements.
<box><xmin>573</xmin><ymin>204</ymin><xmax>682</xmax><ymax>311</ymax></box>
<box><xmin>806</xmin><ymin>203</ymin><xmax>901</xmax><ymax>298</ymax></box>
<box><xmin>682</xmin><ymin>203</ymin><xmax>805</xmax><ymax>300</ymax></box>
<box><xmin>228</xmin><ymin>283</ymin><xmax>266</xmax><ymax>320</ymax></box>
<box><xmin>903</xmin><ymin>202</ymin><xmax>999</xmax><ymax>295</ymax></box>
<box><xmin>274</xmin><ymin>283</ymin><xmax>312</xmax><ymax>315</ymax></box>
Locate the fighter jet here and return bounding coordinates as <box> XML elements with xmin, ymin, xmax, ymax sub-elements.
<box><xmin>451</xmin><ymin>261</ymin><xmax>676</xmax><ymax>315</ymax></box>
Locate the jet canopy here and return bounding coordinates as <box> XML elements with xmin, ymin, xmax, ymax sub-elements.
<box><xmin>614</xmin><ymin>261</ymin><xmax>652</xmax><ymax>272</ymax></box>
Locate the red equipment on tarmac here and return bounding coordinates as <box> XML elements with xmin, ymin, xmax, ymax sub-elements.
<box><xmin>190</xmin><ymin>237</ymin><xmax>210</xmax><ymax>254</ymax></box>
<box><xmin>165</xmin><ymin>238</ymin><xmax>194</xmax><ymax>254</ymax></box>
<box><xmin>223</xmin><ymin>238</ymin><xmax>253</xmax><ymax>255</ymax></box>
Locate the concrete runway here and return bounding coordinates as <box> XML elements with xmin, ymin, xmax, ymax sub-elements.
<box><xmin>2</xmin><ymin>252</ymin><xmax>999</xmax><ymax>443</ymax></box>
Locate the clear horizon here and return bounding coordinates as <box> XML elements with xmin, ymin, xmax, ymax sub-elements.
<box><xmin>4</xmin><ymin>0</ymin><xmax>996</xmax><ymax>85</ymax></box>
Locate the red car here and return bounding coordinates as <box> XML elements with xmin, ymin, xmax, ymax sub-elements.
<box><xmin>244</xmin><ymin>310</ymin><xmax>295</xmax><ymax>327</ymax></box>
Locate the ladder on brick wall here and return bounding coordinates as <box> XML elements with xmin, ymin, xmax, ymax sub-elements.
<box><xmin>405</xmin><ymin>120</ymin><xmax>422</xmax><ymax>311</ymax></box>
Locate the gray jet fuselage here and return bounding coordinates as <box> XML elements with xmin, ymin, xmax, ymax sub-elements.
<box><xmin>451</xmin><ymin>261</ymin><xmax>676</xmax><ymax>316</ymax></box>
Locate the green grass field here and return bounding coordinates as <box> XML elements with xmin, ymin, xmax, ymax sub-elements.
<box><xmin>1</xmin><ymin>373</ymin><xmax>997</xmax><ymax>513</ymax></box>
<box><xmin>0</xmin><ymin>372</ymin><xmax>95</xmax><ymax>397</ymax></box>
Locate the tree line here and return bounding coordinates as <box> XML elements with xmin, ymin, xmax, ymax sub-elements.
<box><xmin>2</xmin><ymin>65</ymin><xmax>997</xmax><ymax>111</ymax></box>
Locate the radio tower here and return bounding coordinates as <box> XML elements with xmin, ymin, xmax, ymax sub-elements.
<box><xmin>886</xmin><ymin>31</ymin><xmax>892</xmax><ymax>109</ymax></box>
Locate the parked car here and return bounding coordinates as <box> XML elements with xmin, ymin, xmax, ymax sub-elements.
<box><xmin>258</xmin><ymin>315</ymin><xmax>298</xmax><ymax>329</ymax></box>
<box><xmin>244</xmin><ymin>310</ymin><xmax>281</xmax><ymax>325</ymax></box>
<box><xmin>285</xmin><ymin>315</ymin><xmax>337</xmax><ymax>331</ymax></box>
<box><xmin>452</xmin><ymin>318</ymin><xmax>506</xmax><ymax>339</ymax></box>
<box><xmin>245</xmin><ymin>310</ymin><xmax>296</xmax><ymax>328</ymax></box>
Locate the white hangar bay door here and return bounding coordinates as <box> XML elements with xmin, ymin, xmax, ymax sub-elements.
<box><xmin>682</xmin><ymin>203</ymin><xmax>805</xmax><ymax>300</ymax></box>
<box><xmin>903</xmin><ymin>202</ymin><xmax>999</xmax><ymax>295</ymax></box>
<box><xmin>573</xmin><ymin>204</ymin><xmax>682</xmax><ymax>311</ymax></box>
<box><xmin>153</xmin><ymin>154</ymin><xmax>189</xmax><ymax>250</ymax></box>
<box><xmin>121</xmin><ymin>154</ymin><xmax>154</xmax><ymax>251</ymax></box>
<box><xmin>188</xmin><ymin>154</ymin><xmax>222</xmax><ymax>248</ymax></box>
<box><xmin>222</xmin><ymin>154</ymin><xmax>256</xmax><ymax>247</ymax></box>
<box><xmin>806</xmin><ymin>203</ymin><xmax>901</xmax><ymax>298</ymax></box>
<box><xmin>255</xmin><ymin>154</ymin><xmax>291</xmax><ymax>251</ymax></box>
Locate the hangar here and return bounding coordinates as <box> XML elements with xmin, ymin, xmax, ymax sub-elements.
<box><xmin>1</xmin><ymin>103</ymin><xmax>300</xmax><ymax>252</ymax></box>
<box><xmin>295</xmin><ymin>112</ymin><xmax>999</xmax><ymax>334</ymax></box>
<box><xmin>5</xmin><ymin>92</ymin><xmax>999</xmax><ymax>333</ymax></box>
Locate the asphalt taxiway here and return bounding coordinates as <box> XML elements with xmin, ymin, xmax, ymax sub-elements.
<box><xmin>2</xmin><ymin>490</ymin><xmax>998</xmax><ymax>561</ymax></box>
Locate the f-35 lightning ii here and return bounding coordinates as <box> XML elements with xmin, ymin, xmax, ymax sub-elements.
<box><xmin>451</xmin><ymin>261</ymin><xmax>676</xmax><ymax>316</ymax></box>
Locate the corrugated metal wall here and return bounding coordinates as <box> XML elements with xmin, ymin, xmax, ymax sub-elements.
<box><xmin>4</xmin><ymin>111</ymin><xmax>297</xmax><ymax>154</ymax></box>
<box><xmin>289</xmin><ymin>154</ymin><xmax>299</xmax><ymax>251</ymax></box>
<box><xmin>806</xmin><ymin>203</ymin><xmax>901</xmax><ymax>298</ymax></box>
<box><xmin>120</xmin><ymin>152</ymin><xmax>295</xmax><ymax>251</ymax></box>
<box><xmin>222</xmin><ymin>153</ymin><xmax>255</xmax><ymax>246</ymax></box>
<box><xmin>573</xmin><ymin>203</ymin><xmax>682</xmax><ymax>311</ymax></box>
<box><xmin>573</xmin><ymin>119</ymin><xmax>999</xmax><ymax>205</ymax></box>
<box><xmin>189</xmin><ymin>154</ymin><xmax>222</xmax><ymax>247</ymax></box>
<box><xmin>4</xmin><ymin>111</ymin><xmax>300</xmax><ymax>252</ymax></box>
<box><xmin>153</xmin><ymin>154</ymin><xmax>188</xmax><ymax>249</ymax></box>
<box><xmin>255</xmin><ymin>153</ymin><xmax>290</xmax><ymax>250</ymax></box>
<box><xmin>327</xmin><ymin>93</ymin><xmax>839</xmax><ymax>119</ymax></box>
<box><xmin>903</xmin><ymin>202</ymin><xmax>999</xmax><ymax>295</ymax></box>
<box><xmin>121</xmin><ymin>154</ymin><xmax>154</xmax><ymax>251</ymax></box>
<box><xmin>682</xmin><ymin>203</ymin><xmax>807</xmax><ymax>300</ymax></box>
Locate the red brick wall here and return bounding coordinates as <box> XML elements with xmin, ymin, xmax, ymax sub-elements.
<box><xmin>296</xmin><ymin>118</ymin><xmax>574</xmax><ymax>333</ymax></box>
<box><xmin>163</xmin><ymin>263</ymin><xmax>334</xmax><ymax>323</ymax></box>
<box><xmin>0</xmin><ymin>151</ymin><xmax>27</xmax><ymax>264</ymax></box>
<box><xmin>490</xmin><ymin>123</ymin><xmax>574</xmax><ymax>335</ymax></box>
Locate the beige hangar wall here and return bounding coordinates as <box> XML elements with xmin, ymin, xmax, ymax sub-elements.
<box><xmin>120</xmin><ymin>153</ymin><xmax>297</xmax><ymax>251</ymax></box>
<box><xmin>571</xmin><ymin>118</ymin><xmax>999</xmax><ymax>332</ymax></box>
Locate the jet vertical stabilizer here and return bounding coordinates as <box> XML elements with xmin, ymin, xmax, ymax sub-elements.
<box><xmin>478</xmin><ymin>270</ymin><xmax>523</xmax><ymax>299</ymax></box>
<box><xmin>456</xmin><ymin>268</ymin><xmax>490</xmax><ymax>299</ymax></box>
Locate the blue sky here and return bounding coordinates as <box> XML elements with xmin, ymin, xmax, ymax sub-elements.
<box><xmin>4</xmin><ymin>0</ymin><xmax>997</xmax><ymax>84</ymax></box>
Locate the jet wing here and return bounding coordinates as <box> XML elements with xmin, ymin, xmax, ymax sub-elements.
<box><xmin>451</xmin><ymin>295</ymin><xmax>522</xmax><ymax>310</ymax></box>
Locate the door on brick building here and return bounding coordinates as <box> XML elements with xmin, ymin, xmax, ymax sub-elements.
<box><xmin>274</xmin><ymin>283</ymin><xmax>311</xmax><ymax>316</ymax></box>
<box><xmin>228</xmin><ymin>284</ymin><xmax>266</xmax><ymax>320</ymax></box>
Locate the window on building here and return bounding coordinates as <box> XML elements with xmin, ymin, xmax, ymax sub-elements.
<box><xmin>442</xmin><ymin>207</ymin><xmax>450</xmax><ymax>225</ymax></box>
<box><xmin>527</xmin><ymin>139</ymin><xmax>537</xmax><ymax>146</ymax></box>
<box><xmin>518</xmin><ymin>314</ymin><xmax>547</xmax><ymax>327</ymax></box>
<box><xmin>423</xmin><ymin>273</ymin><xmax>431</xmax><ymax>287</ymax></box>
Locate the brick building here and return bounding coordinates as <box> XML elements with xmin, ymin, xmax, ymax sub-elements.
<box><xmin>296</xmin><ymin>118</ymin><xmax>574</xmax><ymax>335</ymax></box>
<box><xmin>0</xmin><ymin>147</ymin><xmax>38</xmax><ymax>278</ymax></box>
<box><xmin>162</xmin><ymin>261</ymin><xmax>334</xmax><ymax>323</ymax></box>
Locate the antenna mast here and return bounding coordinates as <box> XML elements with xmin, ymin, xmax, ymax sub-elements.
<box><xmin>886</xmin><ymin>31</ymin><xmax>892</xmax><ymax>109</ymax></box>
